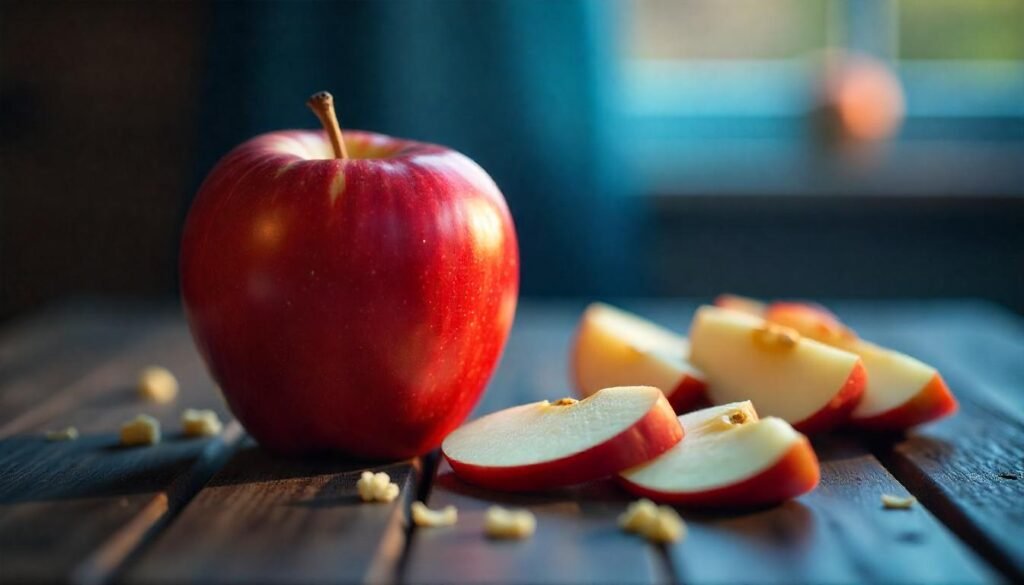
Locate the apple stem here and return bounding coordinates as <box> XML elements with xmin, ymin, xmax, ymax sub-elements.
<box><xmin>306</xmin><ymin>91</ymin><xmax>349</xmax><ymax>160</ymax></box>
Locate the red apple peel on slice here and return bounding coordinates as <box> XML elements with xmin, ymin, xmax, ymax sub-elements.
<box><xmin>619</xmin><ymin>401</ymin><xmax>820</xmax><ymax>508</ymax></box>
<box><xmin>442</xmin><ymin>386</ymin><xmax>684</xmax><ymax>491</ymax></box>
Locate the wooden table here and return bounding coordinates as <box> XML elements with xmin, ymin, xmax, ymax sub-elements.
<box><xmin>1</xmin><ymin>298</ymin><xmax>1022</xmax><ymax>584</ymax></box>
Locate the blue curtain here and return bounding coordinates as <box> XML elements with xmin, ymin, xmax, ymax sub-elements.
<box><xmin>195</xmin><ymin>0</ymin><xmax>643</xmax><ymax>296</ymax></box>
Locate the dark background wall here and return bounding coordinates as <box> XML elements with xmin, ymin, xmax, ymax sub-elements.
<box><xmin>1</xmin><ymin>0</ymin><xmax>1022</xmax><ymax>321</ymax></box>
<box><xmin>1</xmin><ymin>1</ymin><xmax>205</xmax><ymax>318</ymax></box>
<box><xmin>649</xmin><ymin>195</ymin><xmax>1024</xmax><ymax>311</ymax></box>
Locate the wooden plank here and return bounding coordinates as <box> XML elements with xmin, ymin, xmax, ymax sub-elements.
<box><xmin>3</xmin><ymin>298</ymin><xmax>1018</xmax><ymax>584</ymax></box>
<box><xmin>0</xmin><ymin>301</ymin><xmax>164</xmax><ymax>430</ymax></box>
<box><xmin>0</xmin><ymin>312</ymin><xmax>239</xmax><ymax>585</ymax></box>
<box><xmin>865</xmin><ymin>315</ymin><xmax>1024</xmax><ymax>582</ymax></box>
<box><xmin>403</xmin><ymin>462</ymin><xmax>666</xmax><ymax>585</ymax></box>
<box><xmin>124</xmin><ymin>446</ymin><xmax>421</xmax><ymax>585</ymax></box>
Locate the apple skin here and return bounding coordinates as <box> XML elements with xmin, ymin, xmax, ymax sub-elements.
<box><xmin>445</xmin><ymin>393</ymin><xmax>684</xmax><ymax>491</ymax></box>
<box><xmin>851</xmin><ymin>373</ymin><xmax>957</xmax><ymax>431</ymax></box>
<box><xmin>666</xmin><ymin>375</ymin><xmax>710</xmax><ymax>414</ymax></box>
<box><xmin>618</xmin><ymin>437</ymin><xmax>820</xmax><ymax>508</ymax></box>
<box><xmin>180</xmin><ymin>130</ymin><xmax>519</xmax><ymax>459</ymax></box>
<box><xmin>790</xmin><ymin>360</ymin><xmax>867</xmax><ymax>435</ymax></box>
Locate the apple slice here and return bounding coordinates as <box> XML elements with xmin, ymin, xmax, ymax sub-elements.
<box><xmin>572</xmin><ymin>303</ymin><xmax>707</xmax><ymax>413</ymax></box>
<box><xmin>763</xmin><ymin>301</ymin><xmax>957</xmax><ymax>430</ymax></box>
<box><xmin>688</xmin><ymin>306</ymin><xmax>865</xmax><ymax>434</ymax></box>
<box><xmin>841</xmin><ymin>340</ymin><xmax>957</xmax><ymax>430</ymax></box>
<box><xmin>442</xmin><ymin>386</ymin><xmax>683</xmax><ymax>491</ymax></box>
<box><xmin>619</xmin><ymin>401</ymin><xmax>819</xmax><ymax>507</ymax></box>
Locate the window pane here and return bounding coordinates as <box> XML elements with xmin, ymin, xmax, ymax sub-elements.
<box><xmin>898</xmin><ymin>0</ymin><xmax>1024</xmax><ymax>60</ymax></box>
<box><xmin>628</xmin><ymin>0</ymin><xmax>829</xmax><ymax>60</ymax></box>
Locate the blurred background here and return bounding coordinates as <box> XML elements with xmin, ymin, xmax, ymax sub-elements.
<box><xmin>1</xmin><ymin>0</ymin><xmax>1022</xmax><ymax>321</ymax></box>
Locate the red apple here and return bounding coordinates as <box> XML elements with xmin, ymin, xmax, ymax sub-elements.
<box><xmin>180</xmin><ymin>92</ymin><xmax>519</xmax><ymax>459</ymax></box>
<box><xmin>441</xmin><ymin>386</ymin><xmax>684</xmax><ymax>491</ymax></box>
<box><xmin>619</xmin><ymin>401</ymin><xmax>820</xmax><ymax>507</ymax></box>
<box><xmin>572</xmin><ymin>303</ymin><xmax>707</xmax><ymax>413</ymax></box>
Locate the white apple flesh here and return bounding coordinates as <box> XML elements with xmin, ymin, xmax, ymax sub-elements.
<box><xmin>689</xmin><ymin>306</ymin><xmax>866</xmax><ymax>433</ymax></box>
<box><xmin>442</xmin><ymin>386</ymin><xmax>684</xmax><ymax>491</ymax></box>
<box><xmin>572</xmin><ymin>303</ymin><xmax>707</xmax><ymax>413</ymax></box>
<box><xmin>619</xmin><ymin>401</ymin><xmax>820</xmax><ymax>507</ymax></box>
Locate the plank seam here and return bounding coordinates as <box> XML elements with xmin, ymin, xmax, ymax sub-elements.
<box><xmin>395</xmin><ymin>449</ymin><xmax>440</xmax><ymax>585</ymax></box>
<box><xmin>872</xmin><ymin>439</ymin><xmax>1023</xmax><ymax>583</ymax></box>
<box><xmin>70</xmin><ymin>421</ymin><xmax>246</xmax><ymax>585</ymax></box>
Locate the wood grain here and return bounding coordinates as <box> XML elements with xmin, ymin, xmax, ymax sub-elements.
<box><xmin>1</xmin><ymin>299</ymin><xmax>1023</xmax><ymax>584</ymax></box>
<box><xmin>403</xmin><ymin>461</ymin><xmax>668</xmax><ymax>585</ymax></box>
<box><xmin>0</xmin><ymin>310</ymin><xmax>238</xmax><ymax>584</ymax></box>
<box><xmin>125</xmin><ymin>445</ymin><xmax>422</xmax><ymax>585</ymax></box>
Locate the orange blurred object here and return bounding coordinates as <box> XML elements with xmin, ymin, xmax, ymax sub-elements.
<box><xmin>816</xmin><ymin>52</ymin><xmax>906</xmax><ymax>145</ymax></box>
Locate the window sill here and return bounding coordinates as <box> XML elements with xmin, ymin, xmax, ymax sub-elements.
<box><xmin>627</xmin><ymin>138</ymin><xmax>1024</xmax><ymax>198</ymax></box>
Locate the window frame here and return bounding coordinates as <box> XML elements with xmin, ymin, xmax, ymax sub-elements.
<box><xmin>621</xmin><ymin>1</ymin><xmax>1024</xmax><ymax>197</ymax></box>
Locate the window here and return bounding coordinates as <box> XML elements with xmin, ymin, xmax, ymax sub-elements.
<box><xmin>622</xmin><ymin>0</ymin><xmax>1024</xmax><ymax>196</ymax></box>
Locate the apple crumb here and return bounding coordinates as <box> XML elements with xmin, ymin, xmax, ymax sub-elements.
<box><xmin>411</xmin><ymin>501</ymin><xmax>458</xmax><ymax>527</ymax></box>
<box><xmin>138</xmin><ymin>366</ymin><xmax>178</xmax><ymax>403</ymax></box>
<box><xmin>45</xmin><ymin>426</ymin><xmax>79</xmax><ymax>441</ymax></box>
<box><xmin>484</xmin><ymin>506</ymin><xmax>536</xmax><ymax>539</ymax></box>
<box><xmin>881</xmin><ymin>494</ymin><xmax>916</xmax><ymax>509</ymax></box>
<box><xmin>357</xmin><ymin>471</ymin><xmax>400</xmax><ymax>503</ymax></box>
<box><xmin>752</xmin><ymin>323</ymin><xmax>800</xmax><ymax>350</ymax></box>
<box><xmin>120</xmin><ymin>414</ymin><xmax>161</xmax><ymax>446</ymax></box>
<box><xmin>181</xmin><ymin>409</ymin><xmax>223</xmax><ymax>437</ymax></box>
<box><xmin>552</xmin><ymin>398</ymin><xmax>579</xmax><ymax>406</ymax></box>
<box><xmin>646</xmin><ymin>506</ymin><xmax>687</xmax><ymax>544</ymax></box>
<box><xmin>619</xmin><ymin>498</ymin><xmax>660</xmax><ymax>534</ymax></box>
<box><xmin>620</xmin><ymin>499</ymin><xmax>686</xmax><ymax>543</ymax></box>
